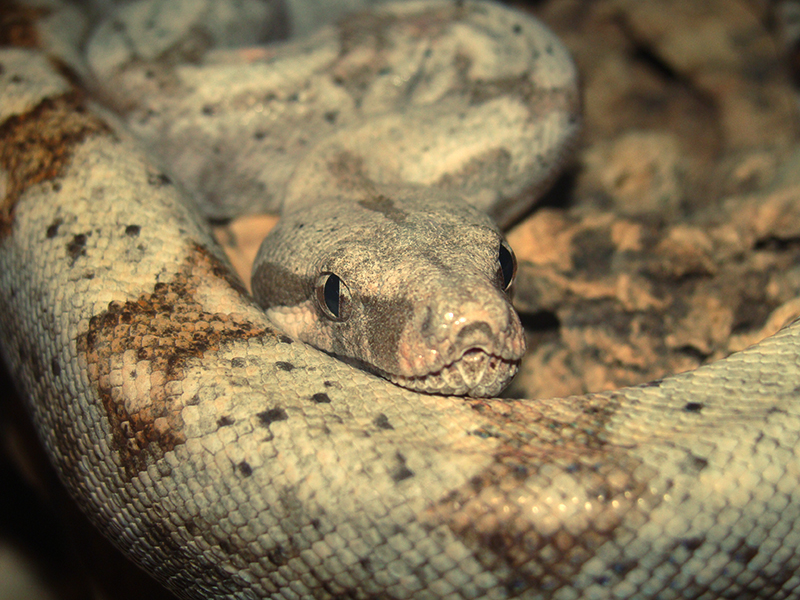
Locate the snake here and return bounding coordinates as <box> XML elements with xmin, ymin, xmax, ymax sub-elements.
<box><xmin>2</xmin><ymin>0</ymin><xmax>800</xmax><ymax>598</ymax></box>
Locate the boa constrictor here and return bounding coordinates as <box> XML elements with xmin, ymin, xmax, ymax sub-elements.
<box><xmin>2</xmin><ymin>0</ymin><xmax>800</xmax><ymax>599</ymax></box>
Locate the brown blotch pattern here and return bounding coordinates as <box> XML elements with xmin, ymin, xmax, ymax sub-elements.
<box><xmin>424</xmin><ymin>393</ymin><xmax>662</xmax><ymax>594</ymax></box>
<box><xmin>251</xmin><ymin>260</ymin><xmax>311</xmax><ymax>309</ymax></box>
<box><xmin>0</xmin><ymin>92</ymin><xmax>111</xmax><ymax>237</ymax></box>
<box><xmin>437</xmin><ymin>147</ymin><xmax>513</xmax><ymax>194</ymax></box>
<box><xmin>0</xmin><ymin>2</ymin><xmax>48</xmax><ymax>48</ymax></box>
<box><xmin>326</xmin><ymin>151</ymin><xmax>374</xmax><ymax>195</ymax></box>
<box><xmin>334</xmin><ymin>3</ymin><xmax>464</xmax><ymax>105</ymax></box>
<box><xmin>469</xmin><ymin>70</ymin><xmax>580</xmax><ymax>121</ymax></box>
<box><xmin>78</xmin><ymin>245</ymin><xmax>273</xmax><ymax>478</ymax></box>
<box><xmin>357</xmin><ymin>194</ymin><xmax>407</xmax><ymax>223</ymax></box>
<box><xmin>361</xmin><ymin>294</ymin><xmax>413</xmax><ymax>371</ymax></box>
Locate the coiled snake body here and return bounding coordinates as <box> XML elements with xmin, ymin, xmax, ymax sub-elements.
<box><xmin>2</xmin><ymin>0</ymin><xmax>800</xmax><ymax>598</ymax></box>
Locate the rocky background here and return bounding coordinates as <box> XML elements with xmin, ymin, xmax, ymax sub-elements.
<box><xmin>506</xmin><ymin>0</ymin><xmax>800</xmax><ymax>401</ymax></box>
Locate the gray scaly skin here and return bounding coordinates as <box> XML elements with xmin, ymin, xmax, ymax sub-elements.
<box><xmin>2</xmin><ymin>1</ymin><xmax>800</xmax><ymax>599</ymax></box>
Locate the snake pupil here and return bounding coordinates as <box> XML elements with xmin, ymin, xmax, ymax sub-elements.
<box><xmin>324</xmin><ymin>274</ymin><xmax>340</xmax><ymax>317</ymax></box>
<box><xmin>316</xmin><ymin>272</ymin><xmax>351</xmax><ymax>321</ymax></box>
<box><xmin>499</xmin><ymin>243</ymin><xmax>517</xmax><ymax>291</ymax></box>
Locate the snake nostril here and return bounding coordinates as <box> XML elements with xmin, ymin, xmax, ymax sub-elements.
<box><xmin>462</xmin><ymin>347</ymin><xmax>487</xmax><ymax>363</ymax></box>
<box><xmin>456</xmin><ymin>321</ymin><xmax>493</xmax><ymax>343</ymax></box>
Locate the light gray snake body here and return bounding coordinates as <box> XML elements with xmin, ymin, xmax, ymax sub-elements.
<box><xmin>2</xmin><ymin>1</ymin><xmax>800</xmax><ymax>599</ymax></box>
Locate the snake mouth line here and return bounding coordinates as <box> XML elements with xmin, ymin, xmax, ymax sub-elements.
<box><xmin>384</xmin><ymin>349</ymin><xmax>521</xmax><ymax>397</ymax></box>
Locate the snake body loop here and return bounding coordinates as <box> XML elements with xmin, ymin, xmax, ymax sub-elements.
<box><xmin>2</xmin><ymin>1</ymin><xmax>800</xmax><ymax>599</ymax></box>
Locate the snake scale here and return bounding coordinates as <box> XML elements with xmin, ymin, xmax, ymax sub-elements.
<box><xmin>2</xmin><ymin>0</ymin><xmax>800</xmax><ymax>598</ymax></box>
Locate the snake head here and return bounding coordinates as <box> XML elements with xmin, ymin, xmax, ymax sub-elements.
<box><xmin>251</xmin><ymin>190</ymin><xmax>526</xmax><ymax>397</ymax></box>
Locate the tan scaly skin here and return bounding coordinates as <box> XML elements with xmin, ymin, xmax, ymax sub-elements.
<box><xmin>2</xmin><ymin>1</ymin><xmax>800</xmax><ymax>599</ymax></box>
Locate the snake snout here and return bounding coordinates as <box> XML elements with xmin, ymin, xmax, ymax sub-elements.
<box><xmin>390</xmin><ymin>292</ymin><xmax>526</xmax><ymax>397</ymax></box>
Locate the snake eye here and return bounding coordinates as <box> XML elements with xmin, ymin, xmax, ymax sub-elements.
<box><xmin>498</xmin><ymin>242</ymin><xmax>517</xmax><ymax>292</ymax></box>
<box><xmin>315</xmin><ymin>272</ymin><xmax>351</xmax><ymax>321</ymax></box>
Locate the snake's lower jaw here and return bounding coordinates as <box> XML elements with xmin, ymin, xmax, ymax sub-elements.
<box><xmin>386</xmin><ymin>351</ymin><xmax>521</xmax><ymax>397</ymax></box>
